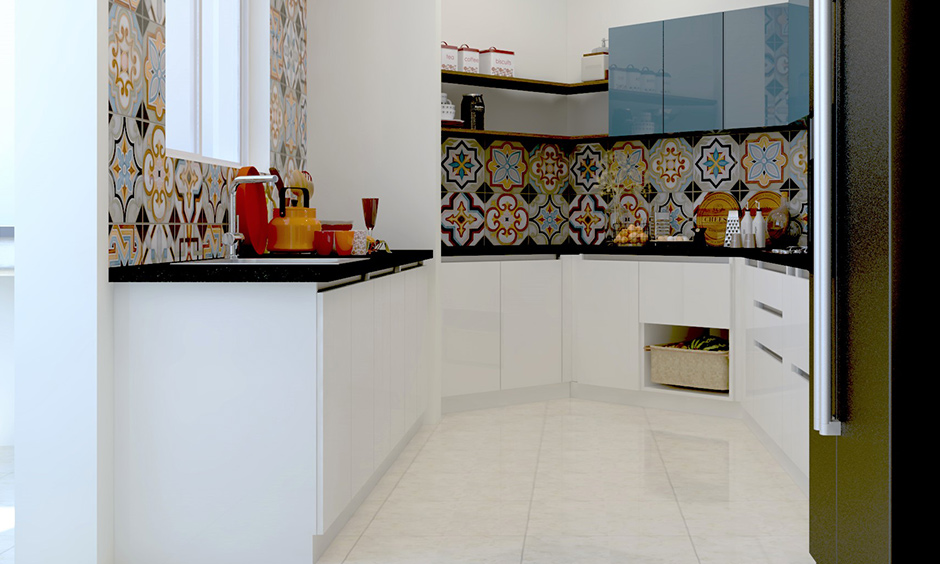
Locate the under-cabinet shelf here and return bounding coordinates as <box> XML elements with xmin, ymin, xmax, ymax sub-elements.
<box><xmin>441</xmin><ymin>126</ymin><xmax>606</xmax><ymax>141</ymax></box>
<box><xmin>442</xmin><ymin>70</ymin><xmax>608</xmax><ymax>95</ymax></box>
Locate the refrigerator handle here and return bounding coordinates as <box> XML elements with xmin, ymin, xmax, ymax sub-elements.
<box><xmin>812</xmin><ymin>0</ymin><xmax>842</xmax><ymax>436</ymax></box>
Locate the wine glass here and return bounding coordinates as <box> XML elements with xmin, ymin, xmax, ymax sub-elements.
<box><xmin>362</xmin><ymin>198</ymin><xmax>379</xmax><ymax>239</ymax></box>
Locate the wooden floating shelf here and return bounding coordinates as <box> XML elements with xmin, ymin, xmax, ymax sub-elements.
<box><xmin>442</xmin><ymin>70</ymin><xmax>608</xmax><ymax>95</ymax></box>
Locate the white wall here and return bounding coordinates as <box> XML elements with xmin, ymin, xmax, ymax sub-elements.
<box><xmin>441</xmin><ymin>0</ymin><xmax>570</xmax><ymax>135</ymax></box>
<box><xmin>306</xmin><ymin>0</ymin><xmax>443</xmax><ymax>424</ymax></box>
<box><xmin>0</xmin><ymin>278</ymin><xmax>12</xmax><ymax>447</ymax></box>
<box><xmin>14</xmin><ymin>1</ymin><xmax>113</xmax><ymax>563</ymax></box>
<box><xmin>307</xmin><ymin>0</ymin><xmax>440</xmax><ymax>251</ymax></box>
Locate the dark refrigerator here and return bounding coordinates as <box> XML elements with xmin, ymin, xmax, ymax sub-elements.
<box><xmin>811</xmin><ymin>0</ymin><xmax>922</xmax><ymax>561</ymax></box>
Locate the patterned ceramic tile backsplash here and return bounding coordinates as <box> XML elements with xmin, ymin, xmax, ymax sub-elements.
<box><xmin>108</xmin><ymin>0</ymin><xmax>307</xmax><ymax>267</ymax></box>
<box><xmin>441</xmin><ymin>125</ymin><xmax>808</xmax><ymax>248</ymax></box>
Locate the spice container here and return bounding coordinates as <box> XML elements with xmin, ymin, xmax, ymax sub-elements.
<box><xmin>458</xmin><ymin>45</ymin><xmax>480</xmax><ymax>73</ymax></box>
<box><xmin>441</xmin><ymin>42</ymin><xmax>458</xmax><ymax>71</ymax></box>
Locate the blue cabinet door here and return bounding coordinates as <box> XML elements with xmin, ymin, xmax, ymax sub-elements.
<box><xmin>663</xmin><ymin>13</ymin><xmax>723</xmax><ymax>133</ymax></box>
<box><xmin>724</xmin><ymin>3</ymin><xmax>810</xmax><ymax>129</ymax></box>
<box><xmin>787</xmin><ymin>3</ymin><xmax>810</xmax><ymax>123</ymax></box>
<box><xmin>609</xmin><ymin>21</ymin><xmax>663</xmax><ymax>137</ymax></box>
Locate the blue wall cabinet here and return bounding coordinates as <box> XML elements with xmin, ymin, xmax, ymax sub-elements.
<box><xmin>610</xmin><ymin>2</ymin><xmax>809</xmax><ymax>136</ymax></box>
<box><xmin>609</xmin><ymin>22</ymin><xmax>663</xmax><ymax>137</ymax></box>
<box><xmin>663</xmin><ymin>13</ymin><xmax>723</xmax><ymax>133</ymax></box>
<box><xmin>724</xmin><ymin>2</ymin><xmax>810</xmax><ymax>129</ymax></box>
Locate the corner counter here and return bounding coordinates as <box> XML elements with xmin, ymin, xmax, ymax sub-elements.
<box><xmin>109</xmin><ymin>249</ymin><xmax>433</xmax><ymax>284</ymax></box>
<box><xmin>442</xmin><ymin>243</ymin><xmax>810</xmax><ymax>271</ymax></box>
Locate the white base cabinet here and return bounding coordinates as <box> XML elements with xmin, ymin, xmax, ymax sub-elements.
<box><xmin>442</xmin><ymin>255</ymin><xmax>809</xmax><ymax>487</ymax></box>
<box><xmin>318</xmin><ymin>267</ymin><xmax>429</xmax><ymax>535</ymax></box>
<box><xmin>500</xmin><ymin>260</ymin><xmax>563</xmax><ymax>390</ymax></box>
<box><xmin>742</xmin><ymin>260</ymin><xmax>810</xmax><ymax>479</ymax></box>
<box><xmin>441</xmin><ymin>259</ymin><xmax>562</xmax><ymax>397</ymax></box>
<box><xmin>571</xmin><ymin>257</ymin><xmax>640</xmax><ymax>390</ymax></box>
<box><xmin>113</xmin><ymin>265</ymin><xmax>429</xmax><ymax>564</ymax></box>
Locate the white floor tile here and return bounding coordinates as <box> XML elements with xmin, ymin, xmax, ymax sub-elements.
<box><xmin>315</xmin><ymin>398</ymin><xmax>812</xmax><ymax>564</ymax></box>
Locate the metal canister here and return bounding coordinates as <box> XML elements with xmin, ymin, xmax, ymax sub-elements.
<box><xmin>461</xmin><ymin>94</ymin><xmax>485</xmax><ymax>130</ymax></box>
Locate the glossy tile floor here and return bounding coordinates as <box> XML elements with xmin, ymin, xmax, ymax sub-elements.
<box><xmin>0</xmin><ymin>446</ymin><xmax>12</xmax><ymax>564</ymax></box>
<box><xmin>318</xmin><ymin>399</ymin><xmax>814</xmax><ymax>564</ymax></box>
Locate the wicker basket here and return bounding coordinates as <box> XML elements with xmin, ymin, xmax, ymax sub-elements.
<box><xmin>646</xmin><ymin>342</ymin><xmax>729</xmax><ymax>391</ymax></box>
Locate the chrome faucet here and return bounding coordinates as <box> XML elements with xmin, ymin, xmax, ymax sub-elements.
<box><xmin>222</xmin><ymin>174</ymin><xmax>279</xmax><ymax>258</ymax></box>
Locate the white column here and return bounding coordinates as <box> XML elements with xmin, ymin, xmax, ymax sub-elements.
<box><xmin>14</xmin><ymin>1</ymin><xmax>113</xmax><ymax>563</ymax></box>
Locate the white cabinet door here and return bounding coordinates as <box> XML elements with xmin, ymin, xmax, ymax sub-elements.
<box><xmin>683</xmin><ymin>262</ymin><xmax>731</xmax><ymax>328</ymax></box>
<box><xmin>441</xmin><ymin>262</ymin><xmax>501</xmax><ymax>397</ymax></box>
<box><xmin>388</xmin><ymin>273</ymin><xmax>407</xmax><ymax>448</ymax></box>
<box><xmin>405</xmin><ymin>267</ymin><xmax>429</xmax><ymax>426</ymax></box>
<box><xmin>372</xmin><ymin>276</ymin><xmax>392</xmax><ymax>469</ymax></box>
<box><xmin>786</xmin><ymin>272</ymin><xmax>810</xmax><ymax>375</ymax></box>
<box><xmin>404</xmin><ymin>270</ymin><xmax>419</xmax><ymax>429</ymax></box>
<box><xmin>500</xmin><ymin>259</ymin><xmax>563</xmax><ymax>390</ymax></box>
<box><xmin>317</xmin><ymin>287</ymin><xmax>352</xmax><ymax>534</ymax></box>
<box><xmin>572</xmin><ymin>258</ymin><xmax>640</xmax><ymax>390</ymax></box>
<box><xmin>638</xmin><ymin>261</ymin><xmax>684</xmax><ymax>325</ymax></box>
<box><xmin>349</xmin><ymin>281</ymin><xmax>375</xmax><ymax>497</ymax></box>
<box><xmin>639</xmin><ymin>260</ymin><xmax>730</xmax><ymax>328</ymax></box>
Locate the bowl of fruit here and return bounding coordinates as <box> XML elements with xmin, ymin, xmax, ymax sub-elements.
<box><xmin>613</xmin><ymin>221</ymin><xmax>649</xmax><ymax>246</ymax></box>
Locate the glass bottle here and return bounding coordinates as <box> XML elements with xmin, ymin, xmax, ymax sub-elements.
<box><xmin>766</xmin><ymin>191</ymin><xmax>791</xmax><ymax>245</ymax></box>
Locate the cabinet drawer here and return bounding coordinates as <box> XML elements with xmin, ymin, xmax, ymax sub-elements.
<box><xmin>750</xmin><ymin>262</ymin><xmax>788</xmax><ymax>314</ymax></box>
<box><xmin>639</xmin><ymin>260</ymin><xmax>730</xmax><ymax>328</ymax></box>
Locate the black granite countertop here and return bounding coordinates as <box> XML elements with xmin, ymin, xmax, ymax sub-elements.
<box><xmin>442</xmin><ymin>243</ymin><xmax>812</xmax><ymax>271</ymax></box>
<box><xmin>109</xmin><ymin>250</ymin><xmax>434</xmax><ymax>283</ymax></box>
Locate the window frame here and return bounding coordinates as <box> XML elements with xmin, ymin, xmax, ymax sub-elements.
<box><xmin>166</xmin><ymin>0</ymin><xmax>249</xmax><ymax>168</ymax></box>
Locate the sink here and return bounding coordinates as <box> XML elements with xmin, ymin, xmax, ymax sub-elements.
<box><xmin>175</xmin><ymin>257</ymin><xmax>369</xmax><ymax>266</ymax></box>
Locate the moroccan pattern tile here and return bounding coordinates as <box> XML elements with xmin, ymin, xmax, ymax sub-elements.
<box><xmin>108</xmin><ymin>0</ymin><xmax>305</xmax><ymax>267</ymax></box>
<box><xmin>529</xmin><ymin>144</ymin><xmax>569</xmax><ymax>195</ymax></box>
<box><xmin>441</xmin><ymin>124</ymin><xmax>809</xmax><ymax>249</ymax></box>
<box><xmin>441</xmin><ymin>192</ymin><xmax>486</xmax><ymax>247</ymax></box>
<box><xmin>442</xmin><ymin>138</ymin><xmax>485</xmax><ymax>191</ymax></box>
<box><xmin>109</xmin><ymin>3</ymin><xmax>144</xmax><ymax>118</ymax></box>
<box><xmin>648</xmin><ymin>138</ymin><xmax>694</xmax><ymax>192</ymax></box>
<box><xmin>271</xmin><ymin>0</ymin><xmax>306</xmax><ymax>174</ymax></box>
<box><xmin>741</xmin><ymin>132</ymin><xmax>788</xmax><ymax>189</ymax></box>
<box><xmin>570</xmin><ymin>143</ymin><xmax>605</xmax><ymax>194</ymax></box>
<box><xmin>528</xmin><ymin>195</ymin><xmax>569</xmax><ymax>245</ymax></box>
<box><xmin>694</xmin><ymin>135</ymin><xmax>739</xmax><ymax>191</ymax></box>
<box><xmin>608</xmin><ymin>141</ymin><xmax>647</xmax><ymax>191</ymax></box>
<box><xmin>142</xmin><ymin>20</ymin><xmax>166</xmax><ymax>123</ymax></box>
<box><xmin>485</xmin><ymin>194</ymin><xmax>529</xmax><ymax>245</ymax></box>
<box><xmin>486</xmin><ymin>141</ymin><xmax>529</xmax><ymax>193</ymax></box>
<box><xmin>109</xmin><ymin>114</ymin><xmax>143</xmax><ymax>224</ymax></box>
<box><xmin>569</xmin><ymin>194</ymin><xmax>607</xmax><ymax>245</ymax></box>
<box><xmin>141</xmin><ymin>122</ymin><xmax>174</xmax><ymax>223</ymax></box>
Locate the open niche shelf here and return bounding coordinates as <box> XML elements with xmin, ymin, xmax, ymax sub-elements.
<box><xmin>641</xmin><ymin>324</ymin><xmax>732</xmax><ymax>399</ymax></box>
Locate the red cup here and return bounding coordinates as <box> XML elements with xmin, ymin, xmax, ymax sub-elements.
<box><xmin>314</xmin><ymin>230</ymin><xmax>335</xmax><ymax>255</ymax></box>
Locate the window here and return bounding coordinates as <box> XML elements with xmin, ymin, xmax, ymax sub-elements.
<box><xmin>166</xmin><ymin>0</ymin><xmax>246</xmax><ymax>165</ymax></box>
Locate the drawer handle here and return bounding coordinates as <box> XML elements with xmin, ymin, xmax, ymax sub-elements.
<box><xmin>792</xmin><ymin>364</ymin><xmax>810</xmax><ymax>380</ymax></box>
<box><xmin>754</xmin><ymin>300</ymin><xmax>784</xmax><ymax>318</ymax></box>
<box><xmin>754</xmin><ymin>340</ymin><xmax>783</xmax><ymax>364</ymax></box>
